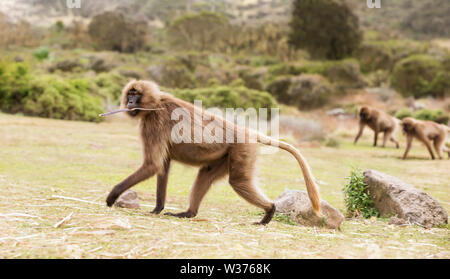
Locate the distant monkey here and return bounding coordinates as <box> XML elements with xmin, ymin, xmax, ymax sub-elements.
<box><xmin>401</xmin><ymin>117</ymin><xmax>450</xmax><ymax>160</ymax></box>
<box><xmin>105</xmin><ymin>80</ymin><xmax>320</xmax><ymax>225</ymax></box>
<box><xmin>354</xmin><ymin>106</ymin><xmax>400</xmax><ymax>148</ymax></box>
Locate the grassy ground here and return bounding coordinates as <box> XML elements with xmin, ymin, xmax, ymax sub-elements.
<box><xmin>0</xmin><ymin>112</ymin><xmax>449</xmax><ymax>258</ymax></box>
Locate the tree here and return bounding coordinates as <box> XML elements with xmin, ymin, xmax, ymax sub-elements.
<box><xmin>288</xmin><ymin>0</ymin><xmax>362</xmax><ymax>60</ymax></box>
<box><xmin>167</xmin><ymin>12</ymin><xmax>228</xmax><ymax>51</ymax></box>
<box><xmin>88</xmin><ymin>11</ymin><xmax>150</xmax><ymax>53</ymax></box>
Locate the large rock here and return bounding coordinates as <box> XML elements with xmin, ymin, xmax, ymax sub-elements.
<box><xmin>363</xmin><ymin>170</ymin><xmax>448</xmax><ymax>228</ymax></box>
<box><xmin>274</xmin><ymin>190</ymin><xmax>344</xmax><ymax>229</ymax></box>
<box><xmin>114</xmin><ymin>190</ymin><xmax>140</xmax><ymax>209</ymax></box>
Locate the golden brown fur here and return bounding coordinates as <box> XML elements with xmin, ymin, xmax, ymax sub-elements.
<box><xmin>106</xmin><ymin>80</ymin><xmax>320</xmax><ymax>224</ymax></box>
<box><xmin>354</xmin><ymin>106</ymin><xmax>400</xmax><ymax>148</ymax></box>
<box><xmin>401</xmin><ymin>117</ymin><xmax>450</xmax><ymax>160</ymax></box>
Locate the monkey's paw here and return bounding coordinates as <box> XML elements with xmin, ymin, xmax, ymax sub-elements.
<box><xmin>164</xmin><ymin>211</ymin><xmax>196</xmax><ymax>218</ymax></box>
<box><xmin>150</xmin><ymin>207</ymin><xmax>163</xmax><ymax>214</ymax></box>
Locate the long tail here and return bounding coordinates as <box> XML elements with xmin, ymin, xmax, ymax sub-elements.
<box><xmin>257</xmin><ymin>133</ymin><xmax>321</xmax><ymax>214</ymax></box>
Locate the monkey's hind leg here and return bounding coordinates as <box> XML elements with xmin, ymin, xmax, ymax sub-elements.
<box><xmin>228</xmin><ymin>145</ymin><xmax>275</xmax><ymax>225</ymax></box>
<box><xmin>390</xmin><ymin>135</ymin><xmax>400</xmax><ymax>149</ymax></box>
<box><xmin>433</xmin><ymin>137</ymin><xmax>445</xmax><ymax>160</ymax></box>
<box><xmin>164</xmin><ymin>157</ymin><xmax>228</xmax><ymax>219</ymax></box>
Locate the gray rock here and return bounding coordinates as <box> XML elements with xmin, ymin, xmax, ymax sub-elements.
<box><xmin>326</xmin><ymin>108</ymin><xmax>345</xmax><ymax>116</ymax></box>
<box><xmin>274</xmin><ymin>190</ymin><xmax>344</xmax><ymax>229</ymax></box>
<box><xmin>363</xmin><ymin>170</ymin><xmax>448</xmax><ymax>228</ymax></box>
<box><xmin>114</xmin><ymin>190</ymin><xmax>140</xmax><ymax>209</ymax></box>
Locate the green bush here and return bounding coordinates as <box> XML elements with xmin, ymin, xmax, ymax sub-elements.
<box><xmin>391</xmin><ymin>55</ymin><xmax>446</xmax><ymax>98</ymax></box>
<box><xmin>94</xmin><ymin>72</ymin><xmax>128</xmax><ymax>101</ymax></box>
<box><xmin>171</xmin><ymin>85</ymin><xmax>277</xmax><ymax>111</ymax></box>
<box><xmin>394</xmin><ymin>108</ymin><xmax>413</xmax><ymax>120</ymax></box>
<box><xmin>168</xmin><ymin>12</ymin><xmax>228</xmax><ymax>51</ymax></box>
<box><xmin>343</xmin><ymin>168</ymin><xmax>379</xmax><ymax>219</ymax></box>
<box><xmin>395</xmin><ymin>108</ymin><xmax>449</xmax><ymax>124</ymax></box>
<box><xmin>88</xmin><ymin>11</ymin><xmax>150</xmax><ymax>53</ymax></box>
<box><xmin>267</xmin><ymin>60</ymin><xmax>365</xmax><ymax>90</ymax></box>
<box><xmin>355</xmin><ymin>43</ymin><xmax>393</xmax><ymax>73</ymax></box>
<box><xmin>33</xmin><ymin>47</ymin><xmax>50</xmax><ymax>60</ymax></box>
<box><xmin>288</xmin><ymin>75</ymin><xmax>333</xmax><ymax>110</ymax></box>
<box><xmin>0</xmin><ymin>62</ymin><xmax>103</xmax><ymax>122</ymax></box>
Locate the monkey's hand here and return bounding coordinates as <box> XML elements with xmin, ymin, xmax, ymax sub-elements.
<box><xmin>106</xmin><ymin>191</ymin><xmax>119</xmax><ymax>207</ymax></box>
<box><xmin>150</xmin><ymin>207</ymin><xmax>164</xmax><ymax>214</ymax></box>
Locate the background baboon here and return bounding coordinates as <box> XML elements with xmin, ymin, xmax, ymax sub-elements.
<box><xmin>401</xmin><ymin>117</ymin><xmax>450</xmax><ymax>160</ymax></box>
<box><xmin>105</xmin><ymin>80</ymin><xmax>320</xmax><ymax>225</ymax></box>
<box><xmin>354</xmin><ymin>106</ymin><xmax>400</xmax><ymax>148</ymax></box>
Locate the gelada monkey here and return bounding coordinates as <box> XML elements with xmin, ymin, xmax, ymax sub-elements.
<box><xmin>354</xmin><ymin>106</ymin><xmax>400</xmax><ymax>148</ymax></box>
<box><xmin>401</xmin><ymin>117</ymin><xmax>450</xmax><ymax>160</ymax></box>
<box><xmin>105</xmin><ymin>80</ymin><xmax>320</xmax><ymax>225</ymax></box>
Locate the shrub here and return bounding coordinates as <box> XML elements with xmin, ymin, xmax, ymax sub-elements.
<box><xmin>267</xmin><ymin>60</ymin><xmax>365</xmax><ymax>90</ymax></box>
<box><xmin>413</xmin><ymin>109</ymin><xmax>448</xmax><ymax>124</ymax></box>
<box><xmin>33</xmin><ymin>47</ymin><xmax>50</xmax><ymax>60</ymax></box>
<box><xmin>94</xmin><ymin>72</ymin><xmax>128</xmax><ymax>100</ymax></box>
<box><xmin>24</xmin><ymin>76</ymin><xmax>103</xmax><ymax>122</ymax></box>
<box><xmin>395</xmin><ymin>108</ymin><xmax>449</xmax><ymax>124</ymax></box>
<box><xmin>394</xmin><ymin>108</ymin><xmax>413</xmax><ymax>120</ymax></box>
<box><xmin>324</xmin><ymin>59</ymin><xmax>367</xmax><ymax>90</ymax></box>
<box><xmin>168</xmin><ymin>12</ymin><xmax>228</xmax><ymax>51</ymax></box>
<box><xmin>0</xmin><ymin>62</ymin><xmax>103</xmax><ymax>122</ymax></box>
<box><xmin>171</xmin><ymin>85</ymin><xmax>277</xmax><ymax>110</ymax></box>
<box><xmin>158</xmin><ymin>58</ymin><xmax>197</xmax><ymax>89</ymax></box>
<box><xmin>88</xmin><ymin>11</ymin><xmax>150</xmax><ymax>53</ymax></box>
<box><xmin>391</xmin><ymin>55</ymin><xmax>445</xmax><ymax>98</ymax></box>
<box><xmin>288</xmin><ymin>0</ymin><xmax>362</xmax><ymax>60</ymax></box>
<box><xmin>343</xmin><ymin>168</ymin><xmax>379</xmax><ymax>218</ymax></box>
<box><xmin>355</xmin><ymin>43</ymin><xmax>393</xmax><ymax>73</ymax></box>
<box><xmin>287</xmin><ymin>75</ymin><xmax>333</xmax><ymax>110</ymax></box>
<box><xmin>265</xmin><ymin>76</ymin><xmax>292</xmax><ymax>104</ymax></box>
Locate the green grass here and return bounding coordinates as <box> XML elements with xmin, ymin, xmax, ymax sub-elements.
<box><xmin>0</xmin><ymin>113</ymin><xmax>449</xmax><ymax>258</ymax></box>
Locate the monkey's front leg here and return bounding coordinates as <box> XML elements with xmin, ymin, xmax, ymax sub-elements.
<box><xmin>150</xmin><ymin>160</ymin><xmax>171</xmax><ymax>214</ymax></box>
<box><xmin>106</xmin><ymin>164</ymin><xmax>156</xmax><ymax>207</ymax></box>
<box><xmin>354</xmin><ymin>123</ymin><xmax>365</xmax><ymax>145</ymax></box>
<box><xmin>373</xmin><ymin>129</ymin><xmax>379</xmax><ymax>147</ymax></box>
<box><xmin>402</xmin><ymin>136</ymin><xmax>413</xmax><ymax>160</ymax></box>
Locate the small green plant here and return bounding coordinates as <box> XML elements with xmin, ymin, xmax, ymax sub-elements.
<box><xmin>342</xmin><ymin>168</ymin><xmax>379</xmax><ymax>219</ymax></box>
<box><xmin>33</xmin><ymin>47</ymin><xmax>50</xmax><ymax>61</ymax></box>
<box><xmin>273</xmin><ymin>213</ymin><xmax>298</xmax><ymax>226</ymax></box>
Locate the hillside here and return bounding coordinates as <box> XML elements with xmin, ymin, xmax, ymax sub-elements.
<box><xmin>0</xmin><ymin>0</ymin><xmax>448</xmax><ymax>38</ymax></box>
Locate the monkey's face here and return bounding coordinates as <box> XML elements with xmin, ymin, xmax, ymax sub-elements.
<box><xmin>126</xmin><ymin>88</ymin><xmax>142</xmax><ymax>117</ymax></box>
<box><xmin>402</xmin><ymin>118</ymin><xmax>415</xmax><ymax>133</ymax></box>
<box><xmin>359</xmin><ymin>107</ymin><xmax>370</xmax><ymax>121</ymax></box>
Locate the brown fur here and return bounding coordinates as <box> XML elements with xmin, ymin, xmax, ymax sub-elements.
<box><xmin>354</xmin><ymin>106</ymin><xmax>400</xmax><ymax>148</ymax></box>
<box><xmin>401</xmin><ymin>117</ymin><xmax>450</xmax><ymax>160</ymax></box>
<box><xmin>106</xmin><ymin>80</ymin><xmax>321</xmax><ymax>225</ymax></box>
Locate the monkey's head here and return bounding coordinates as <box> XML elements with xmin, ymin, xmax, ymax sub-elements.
<box><xmin>359</xmin><ymin>106</ymin><xmax>371</xmax><ymax>121</ymax></box>
<box><xmin>401</xmin><ymin>117</ymin><xmax>416</xmax><ymax>134</ymax></box>
<box><xmin>120</xmin><ymin>80</ymin><xmax>162</xmax><ymax>117</ymax></box>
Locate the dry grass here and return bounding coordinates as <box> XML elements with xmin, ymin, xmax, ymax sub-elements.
<box><xmin>0</xmin><ymin>113</ymin><xmax>449</xmax><ymax>259</ymax></box>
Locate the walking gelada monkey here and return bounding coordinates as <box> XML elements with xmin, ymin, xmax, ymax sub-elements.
<box><xmin>105</xmin><ymin>80</ymin><xmax>320</xmax><ymax>225</ymax></box>
<box><xmin>354</xmin><ymin>106</ymin><xmax>400</xmax><ymax>148</ymax></box>
<box><xmin>401</xmin><ymin>117</ymin><xmax>450</xmax><ymax>160</ymax></box>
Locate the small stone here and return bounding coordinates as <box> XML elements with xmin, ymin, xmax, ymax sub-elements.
<box><xmin>114</xmin><ymin>190</ymin><xmax>140</xmax><ymax>209</ymax></box>
<box><xmin>274</xmin><ymin>190</ymin><xmax>344</xmax><ymax>229</ymax></box>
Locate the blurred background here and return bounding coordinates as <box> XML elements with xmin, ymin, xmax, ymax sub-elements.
<box><xmin>0</xmin><ymin>0</ymin><xmax>449</xmax><ymax>142</ymax></box>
